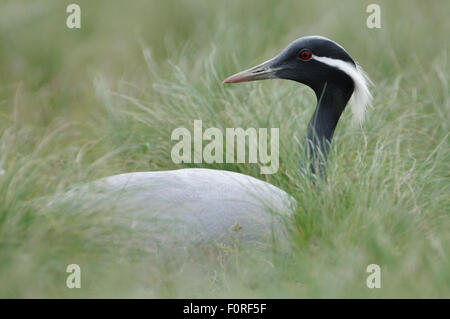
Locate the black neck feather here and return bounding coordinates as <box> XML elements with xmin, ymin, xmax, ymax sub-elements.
<box><xmin>303</xmin><ymin>81</ymin><xmax>353</xmax><ymax>175</ymax></box>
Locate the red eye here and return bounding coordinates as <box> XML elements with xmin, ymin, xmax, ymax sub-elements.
<box><xmin>299</xmin><ymin>49</ymin><xmax>312</xmax><ymax>60</ymax></box>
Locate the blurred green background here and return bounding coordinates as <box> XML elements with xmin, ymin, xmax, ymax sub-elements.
<box><xmin>0</xmin><ymin>0</ymin><xmax>448</xmax><ymax>298</ymax></box>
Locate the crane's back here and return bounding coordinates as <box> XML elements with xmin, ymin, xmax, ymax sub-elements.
<box><xmin>70</xmin><ymin>168</ymin><xmax>295</xmax><ymax>248</ymax></box>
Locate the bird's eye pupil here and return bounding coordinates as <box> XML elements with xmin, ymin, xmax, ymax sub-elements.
<box><xmin>299</xmin><ymin>49</ymin><xmax>312</xmax><ymax>60</ymax></box>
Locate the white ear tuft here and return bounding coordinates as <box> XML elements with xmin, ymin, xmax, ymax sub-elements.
<box><xmin>349</xmin><ymin>62</ymin><xmax>373</xmax><ymax>124</ymax></box>
<box><xmin>312</xmin><ymin>55</ymin><xmax>373</xmax><ymax>124</ymax></box>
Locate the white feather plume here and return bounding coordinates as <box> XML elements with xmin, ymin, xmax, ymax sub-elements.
<box><xmin>312</xmin><ymin>55</ymin><xmax>373</xmax><ymax>124</ymax></box>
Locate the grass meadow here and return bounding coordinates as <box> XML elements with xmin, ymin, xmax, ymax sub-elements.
<box><xmin>0</xmin><ymin>0</ymin><xmax>448</xmax><ymax>298</ymax></box>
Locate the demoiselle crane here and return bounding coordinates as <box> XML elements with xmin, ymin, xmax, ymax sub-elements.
<box><xmin>71</xmin><ymin>36</ymin><xmax>372</xmax><ymax>248</ymax></box>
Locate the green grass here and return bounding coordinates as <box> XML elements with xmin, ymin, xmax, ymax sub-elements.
<box><xmin>0</xmin><ymin>0</ymin><xmax>449</xmax><ymax>298</ymax></box>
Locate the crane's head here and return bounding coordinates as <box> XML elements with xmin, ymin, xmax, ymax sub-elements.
<box><xmin>223</xmin><ymin>36</ymin><xmax>372</xmax><ymax>123</ymax></box>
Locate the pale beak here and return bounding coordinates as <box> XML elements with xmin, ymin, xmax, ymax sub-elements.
<box><xmin>223</xmin><ymin>58</ymin><xmax>281</xmax><ymax>84</ymax></box>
